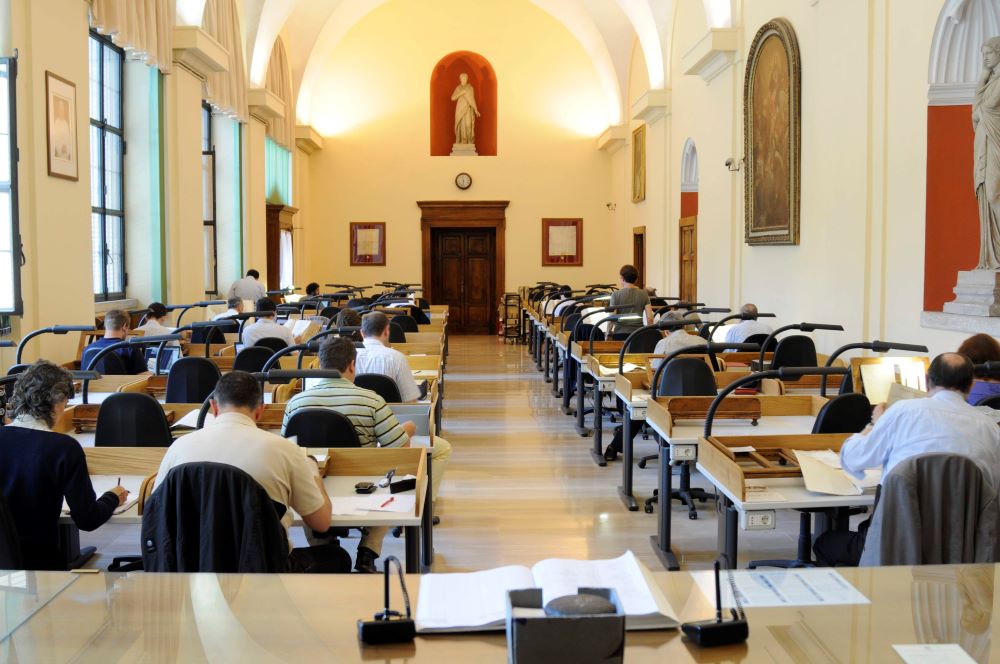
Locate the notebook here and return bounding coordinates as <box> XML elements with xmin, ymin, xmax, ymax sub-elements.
<box><xmin>415</xmin><ymin>551</ymin><xmax>677</xmax><ymax>633</ymax></box>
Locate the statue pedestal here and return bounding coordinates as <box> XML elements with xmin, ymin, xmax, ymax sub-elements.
<box><xmin>450</xmin><ymin>143</ymin><xmax>478</xmax><ymax>156</ymax></box>
<box><xmin>943</xmin><ymin>270</ymin><xmax>1000</xmax><ymax>317</ymax></box>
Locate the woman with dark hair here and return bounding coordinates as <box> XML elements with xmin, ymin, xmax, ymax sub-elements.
<box><xmin>336</xmin><ymin>309</ymin><xmax>364</xmax><ymax>342</ymax></box>
<box><xmin>0</xmin><ymin>361</ymin><xmax>127</xmax><ymax>569</ymax></box>
<box><xmin>136</xmin><ymin>302</ymin><xmax>172</xmax><ymax>337</ymax></box>
<box><xmin>958</xmin><ymin>333</ymin><xmax>1000</xmax><ymax>405</ymax></box>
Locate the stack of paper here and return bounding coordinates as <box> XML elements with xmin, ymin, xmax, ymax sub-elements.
<box><xmin>794</xmin><ymin>449</ymin><xmax>880</xmax><ymax>496</ymax></box>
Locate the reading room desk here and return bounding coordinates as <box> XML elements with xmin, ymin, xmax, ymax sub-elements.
<box><xmin>3</xmin><ymin>564</ymin><xmax>995</xmax><ymax>662</ymax></box>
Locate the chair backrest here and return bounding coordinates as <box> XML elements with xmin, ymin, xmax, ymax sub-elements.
<box><xmin>5</xmin><ymin>364</ymin><xmax>28</xmax><ymax>377</ymax></box>
<box><xmin>81</xmin><ymin>346</ymin><xmax>128</xmax><ymax>375</ymax></box>
<box><xmin>698</xmin><ymin>323</ymin><xmax>713</xmax><ymax>340</ymax></box>
<box><xmin>561</xmin><ymin>312</ymin><xmax>582</xmax><ymax>334</ymax></box>
<box><xmin>355</xmin><ymin>374</ymin><xmax>403</xmax><ymax>403</ymax></box>
<box><xmin>811</xmin><ymin>392</ymin><xmax>872</xmax><ymax>434</ymax></box>
<box><xmin>770</xmin><ymin>335</ymin><xmax>818</xmax><ymax>378</ymax></box>
<box><xmin>140</xmin><ymin>462</ymin><xmax>289</xmax><ymax>572</ymax></box>
<box><xmin>319</xmin><ymin>306</ymin><xmax>341</xmax><ymax>320</ymax></box>
<box><xmin>165</xmin><ymin>357</ymin><xmax>221</xmax><ymax>404</ymax></box>
<box><xmin>571</xmin><ymin>323</ymin><xmax>604</xmax><ymax>343</ymax></box>
<box><xmin>347</xmin><ymin>298</ymin><xmax>372</xmax><ymax>309</ymax></box>
<box><xmin>975</xmin><ymin>394</ymin><xmax>1000</xmax><ymax>409</ymax></box>
<box><xmin>95</xmin><ymin>392</ymin><xmax>174</xmax><ymax>447</ymax></box>
<box><xmin>623</xmin><ymin>327</ymin><xmax>662</xmax><ymax>353</ymax></box>
<box><xmin>860</xmin><ymin>453</ymin><xmax>999</xmax><ymax>567</ymax></box>
<box><xmin>416</xmin><ymin>298</ymin><xmax>430</xmax><ymax>310</ymax></box>
<box><xmin>191</xmin><ymin>321</ymin><xmax>236</xmax><ymax>345</ymax></box>
<box><xmin>388</xmin><ymin>322</ymin><xmax>407</xmax><ymax>343</ymax></box>
<box><xmin>658</xmin><ymin>357</ymin><xmax>717</xmax><ymax>396</ymax></box>
<box><xmin>0</xmin><ymin>492</ymin><xmax>22</xmax><ymax>570</ymax></box>
<box><xmin>284</xmin><ymin>408</ymin><xmax>362</xmax><ymax>448</ymax></box>
<box><xmin>392</xmin><ymin>315</ymin><xmax>419</xmax><ymax>332</ymax></box>
<box><xmin>232</xmin><ymin>346</ymin><xmax>273</xmax><ymax>373</ymax></box>
<box><xmin>254</xmin><ymin>337</ymin><xmax>288</xmax><ymax>353</ymax></box>
<box><xmin>745</xmin><ymin>333</ymin><xmax>777</xmax><ymax>352</ymax></box>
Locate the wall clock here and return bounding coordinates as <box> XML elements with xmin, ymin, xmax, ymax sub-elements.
<box><xmin>455</xmin><ymin>172</ymin><xmax>472</xmax><ymax>190</ymax></box>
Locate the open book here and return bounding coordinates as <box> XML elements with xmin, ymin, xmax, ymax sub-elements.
<box><xmin>64</xmin><ymin>476</ymin><xmax>143</xmax><ymax>516</ymax></box>
<box><xmin>598</xmin><ymin>363</ymin><xmax>640</xmax><ymax>376</ymax></box>
<box><xmin>795</xmin><ymin>449</ymin><xmax>880</xmax><ymax>496</ymax></box>
<box><xmin>415</xmin><ymin>551</ymin><xmax>677</xmax><ymax>633</ymax></box>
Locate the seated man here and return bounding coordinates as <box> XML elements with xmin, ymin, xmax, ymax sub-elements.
<box><xmin>242</xmin><ymin>297</ymin><xmax>297</xmax><ymax>348</ymax></box>
<box><xmin>212</xmin><ymin>297</ymin><xmax>244</xmax><ymax>321</ymax></box>
<box><xmin>651</xmin><ymin>311</ymin><xmax>707</xmax><ymax>369</ymax></box>
<box><xmin>281</xmin><ymin>337</ymin><xmax>452</xmax><ymax>573</ymax></box>
<box><xmin>304</xmin><ymin>282</ymin><xmax>321</xmax><ymax>299</ymax></box>
<box><xmin>723</xmin><ymin>303</ymin><xmax>773</xmax><ymax>344</ymax></box>
<box><xmin>228</xmin><ymin>268</ymin><xmax>267</xmax><ymax>301</ymax></box>
<box><xmin>153</xmin><ymin>371</ymin><xmax>333</xmax><ymax>562</ymax></box>
<box><xmin>0</xmin><ymin>361</ymin><xmax>128</xmax><ymax>569</ymax></box>
<box><xmin>83</xmin><ymin>308</ymin><xmax>147</xmax><ymax>374</ymax></box>
<box><xmin>813</xmin><ymin>353</ymin><xmax>1000</xmax><ymax>567</ymax></box>
<box><xmin>357</xmin><ymin>312</ymin><xmax>424</xmax><ymax>402</ymax></box>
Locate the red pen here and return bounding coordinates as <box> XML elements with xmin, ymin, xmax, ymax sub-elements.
<box><xmin>379</xmin><ymin>496</ymin><xmax>394</xmax><ymax>509</ymax></box>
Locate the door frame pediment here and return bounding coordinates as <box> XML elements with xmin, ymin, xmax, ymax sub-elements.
<box><xmin>417</xmin><ymin>201</ymin><xmax>509</xmax><ymax>308</ymax></box>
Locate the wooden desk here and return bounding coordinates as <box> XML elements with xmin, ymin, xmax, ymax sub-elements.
<box><xmin>7</xmin><ymin>564</ymin><xmax>996</xmax><ymax>662</ymax></box>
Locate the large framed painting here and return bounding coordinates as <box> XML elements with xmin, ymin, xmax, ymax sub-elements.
<box><xmin>632</xmin><ymin>124</ymin><xmax>646</xmax><ymax>203</ymax></box>
<box><xmin>350</xmin><ymin>222</ymin><xmax>386</xmax><ymax>266</ymax></box>
<box><xmin>45</xmin><ymin>71</ymin><xmax>78</xmax><ymax>181</ymax></box>
<box><xmin>542</xmin><ymin>218</ymin><xmax>582</xmax><ymax>266</ymax></box>
<box><xmin>744</xmin><ymin>18</ymin><xmax>800</xmax><ymax>245</ymax></box>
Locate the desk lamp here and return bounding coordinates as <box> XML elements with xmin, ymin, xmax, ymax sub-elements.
<box><xmin>81</xmin><ymin>334</ymin><xmax>182</xmax><ymax>402</ymax></box>
<box><xmin>708</xmin><ymin>311</ymin><xmax>777</xmax><ymax>341</ymax></box>
<box><xmin>756</xmin><ymin>323</ymin><xmax>845</xmax><ymax>370</ymax></box>
<box><xmin>194</xmin><ymin>369</ymin><xmax>343</xmax><ymax>428</ymax></box>
<box><xmin>166</xmin><ymin>300</ymin><xmax>226</xmax><ymax>327</ymax></box>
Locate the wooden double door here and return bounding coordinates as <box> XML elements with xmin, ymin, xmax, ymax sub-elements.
<box><xmin>431</xmin><ymin>228</ymin><xmax>496</xmax><ymax>334</ymax></box>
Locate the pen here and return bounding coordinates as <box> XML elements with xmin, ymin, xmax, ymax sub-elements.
<box><xmin>117</xmin><ymin>476</ymin><xmax>121</xmax><ymax>486</ymax></box>
<box><xmin>379</xmin><ymin>497</ymin><xmax>394</xmax><ymax>509</ymax></box>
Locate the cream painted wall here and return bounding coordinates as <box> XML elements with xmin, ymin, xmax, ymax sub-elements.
<box><xmin>302</xmin><ymin>0</ymin><xmax>618</xmax><ymax>291</ymax></box>
<box><xmin>5</xmin><ymin>0</ymin><xmax>96</xmax><ymax>365</ymax></box>
<box><xmin>244</xmin><ymin>115</ymin><xmax>268</xmax><ymax>284</ymax></box>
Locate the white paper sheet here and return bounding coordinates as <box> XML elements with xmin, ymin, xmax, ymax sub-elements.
<box><xmin>63</xmin><ymin>476</ymin><xmax>143</xmax><ymax>516</ymax></box>
<box><xmin>356</xmin><ymin>228</ymin><xmax>381</xmax><ymax>256</ymax></box>
<box><xmin>548</xmin><ymin>225</ymin><xmax>577</xmax><ymax>257</ymax></box>
<box><xmin>172</xmin><ymin>410</ymin><xmax>213</xmax><ymax>429</ymax></box>
<box><xmin>892</xmin><ymin>644</ymin><xmax>977</xmax><ymax>663</ymax></box>
<box><xmin>415</xmin><ymin>566</ymin><xmax>536</xmax><ymax>631</ymax></box>
<box><xmin>531</xmin><ymin>551</ymin><xmax>658</xmax><ymax>616</ymax></box>
<box><xmin>744</xmin><ymin>486</ymin><xmax>786</xmax><ymax>503</ymax></box>
<box><xmin>692</xmin><ymin>568</ymin><xmax>870</xmax><ymax>609</ymax></box>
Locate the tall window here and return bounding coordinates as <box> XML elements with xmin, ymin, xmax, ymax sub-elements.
<box><xmin>89</xmin><ymin>32</ymin><xmax>125</xmax><ymax>301</ymax></box>
<box><xmin>0</xmin><ymin>57</ymin><xmax>21</xmax><ymax>315</ymax></box>
<box><xmin>202</xmin><ymin>103</ymin><xmax>217</xmax><ymax>294</ymax></box>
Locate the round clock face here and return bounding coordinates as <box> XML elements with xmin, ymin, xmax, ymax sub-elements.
<box><xmin>455</xmin><ymin>172</ymin><xmax>472</xmax><ymax>190</ymax></box>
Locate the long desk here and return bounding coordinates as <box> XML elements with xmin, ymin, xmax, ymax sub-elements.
<box><xmin>5</xmin><ymin>564</ymin><xmax>996</xmax><ymax>661</ymax></box>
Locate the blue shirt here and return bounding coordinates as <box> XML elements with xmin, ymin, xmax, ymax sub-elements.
<box><xmin>967</xmin><ymin>380</ymin><xmax>1000</xmax><ymax>406</ymax></box>
<box><xmin>83</xmin><ymin>337</ymin><xmax>147</xmax><ymax>374</ymax></box>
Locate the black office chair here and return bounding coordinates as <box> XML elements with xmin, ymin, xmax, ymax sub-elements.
<box><xmin>748</xmin><ymin>392</ymin><xmax>873</xmax><ymax>570</ymax></box>
<box><xmin>561</xmin><ymin>312</ymin><xmax>582</xmax><ymax>335</ymax></box>
<box><xmin>416</xmin><ymin>298</ymin><xmax>430</xmax><ymax>310</ymax></box>
<box><xmin>319</xmin><ymin>306</ymin><xmax>341</xmax><ymax>320</ymax></box>
<box><xmin>95</xmin><ymin>392</ymin><xmax>173</xmax><ymax>447</ymax></box>
<box><xmin>408</xmin><ymin>307</ymin><xmax>431</xmax><ymax>325</ymax></box>
<box><xmin>698</xmin><ymin>323</ymin><xmax>713</xmax><ymax>340</ymax></box>
<box><xmin>5</xmin><ymin>364</ymin><xmax>28</xmax><ymax>376</ymax></box>
<box><xmin>347</xmin><ymin>298</ymin><xmax>372</xmax><ymax>310</ymax></box>
<box><xmin>0</xmin><ymin>493</ymin><xmax>22</xmax><ymax>569</ymax></box>
<box><xmin>769</xmin><ymin>335</ymin><xmax>818</xmax><ymax>377</ymax></box>
<box><xmin>625</xmin><ymin>329</ymin><xmax>663</xmax><ymax>353</ymax></box>
<box><xmin>976</xmin><ymin>394</ymin><xmax>1000</xmax><ymax>409</ymax></box>
<box><xmin>392</xmin><ymin>315</ymin><xmax>419</xmax><ymax>332</ymax></box>
<box><xmin>284</xmin><ymin>408</ymin><xmax>362</xmax><ymax>447</ymax></box>
<box><xmin>233</xmin><ymin>346</ymin><xmax>273</xmax><ymax>373</ymax></box>
<box><xmin>355</xmin><ymin>374</ymin><xmax>403</xmax><ymax>403</ymax></box>
<box><xmin>81</xmin><ymin>347</ymin><xmax>129</xmax><ymax>375</ymax></box>
<box><xmin>165</xmin><ymin>357</ymin><xmax>221</xmax><ymax>404</ymax></box>
<box><xmin>811</xmin><ymin>393</ymin><xmax>872</xmax><ymax>434</ymax></box>
<box><xmin>388</xmin><ymin>322</ymin><xmax>407</xmax><ymax>344</ymax></box>
<box><xmin>254</xmin><ymin>337</ymin><xmax>288</xmax><ymax>354</ymax></box>
<box><xmin>140</xmin><ymin>462</ymin><xmax>289</xmax><ymax>572</ymax></box>
<box><xmin>191</xmin><ymin>321</ymin><xmax>236</xmax><ymax>345</ymax></box>
<box><xmin>642</xmin><ymin>358</ymin><xmax>718</xmax><ymax>519</ymax></box>
<box><xmin>745</xmin><ymin>333</ymin><xmax>777</xmax><ymax>353</ymax></box>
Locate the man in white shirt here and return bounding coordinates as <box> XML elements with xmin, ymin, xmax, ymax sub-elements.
<box><xmin>723</xmin><ymin>303</ymin><xmax>773</xmax><ymax>345</ymax></box>
<box><xmin>152</xmin><ymin>371</ymin><xmax>331</xmax><ymax>553</ymax></box>
<box><xmin>356</xmin><ymin>312</ymin><xmax>423</xmax><ymax>402</ymax></box>
<box><xmin>212</xmin><ymin>297</ymin><xmax>244</xmax><ymax>321</ymax></box>
<box><xmin>227</xmin><ymin>269</ymin><xmax>267</xmax><ymax>301</ymax></box>
<box><xmin>242</xmin><ymin>297</ymin><xmax>297</xmax><ymax>348</ymax></box>
<box><xmin>651</xmin><ymin>311</ymin><xmax>707</xmax><ymax>369</ymax></box>
<box><xmin>813</xmin><ymin>353</ymin><xmax>1000</xmax><ymax>566</ymax></box>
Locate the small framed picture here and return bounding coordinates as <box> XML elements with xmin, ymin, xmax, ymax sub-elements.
<box><xmin>632</xmin><ymin>124</ymin><xmax>646</xmax><ymax>203</ymax></box>
<box><xmin>351</xmin><ymin>222</ymin><xmax>386</xmax><ymax>266</ymax></box>
<box><xmin>45</xmin><ymin>71</ymin><xmax>78</xmax><ymax>181</ymax></box>
<box><xmin>542</xmin><ymin>218</ymin><xmax>583</xmax><ymax>266</ymax></box>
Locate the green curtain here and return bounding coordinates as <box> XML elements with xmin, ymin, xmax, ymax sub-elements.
<box><xmin>264</xmin><ymin>137</ymin><xmax>292</xmax><ymax>205</ymax></box>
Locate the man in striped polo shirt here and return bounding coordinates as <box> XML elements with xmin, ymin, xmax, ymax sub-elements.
<box><xmin>281</xmin><ymin>336</ymin><xmax>435</xmax><ymax>573</ymax></box>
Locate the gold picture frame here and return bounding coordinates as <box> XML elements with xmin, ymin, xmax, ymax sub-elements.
<box><xmin>45</xmin><ymin>71</ymin><xmax>78</xmax><ymax>181</ymax></box>
<box><xmin>744</xmin><ymin>18</ymin><xmax>800</xmax><ymax>245</ymax></box>
<box><xmin>632</xmin><ymin>124</ymin><xmax>646</xmax><ymax>203</ymax></box>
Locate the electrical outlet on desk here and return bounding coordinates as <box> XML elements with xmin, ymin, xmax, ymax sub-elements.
<box><xmin>671</xmin><ymin>444</ymin><xmax>697</xmax><ymax>461</ymax></box>
<box><xmin>742</xmin><ymin>510</ymin><xmax>776</xmax><ymax>530</ymax></box>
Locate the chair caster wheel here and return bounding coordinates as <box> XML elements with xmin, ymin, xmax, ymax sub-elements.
<box><xmin>688</xmin><ymin>513</ymin><xmax>698</xmax><ymax>520</ymax></box>
<box><xmin>751</xmin><ymin>420</ymin><xmax>759</xmax><ymax>426</ymax></box>
<box><xmin>644</xmin><ymin>505</ymin><xmax>654</xmax><ymax>514</ymax></box>
<box><xmin>637</xmin><ymin>460</ymin><xmax>647</xmax><ymax>469</ymax></box>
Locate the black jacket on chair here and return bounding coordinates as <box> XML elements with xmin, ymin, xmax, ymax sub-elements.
<box><xmin>141</xmin><ymin>462</ymin><xmax>289</xmax><ymax>573</ymax></box>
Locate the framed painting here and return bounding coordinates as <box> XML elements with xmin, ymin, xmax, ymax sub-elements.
<box><xmin>542</xmin><ymin>218</ymin><xmax>582</xmax><ymax>266</ymax></box>
<box><xmin>45</xmin><ymin>71</ymin><xmax>78</xmax><ymax>181</ymax></box>
<box><xmin>350</xmin><ymin>222</ymin><xmax>386</xmax><ymax>266</ymax></box>
<box><xmin>744</xmin><ymin>18</ymin><xmax>800</xmax><ymax>245</ymax></box>
<box><xmin>632</xmin><ymin>124</ymin><xmax>646</xmax><ymax>203</ymax></box>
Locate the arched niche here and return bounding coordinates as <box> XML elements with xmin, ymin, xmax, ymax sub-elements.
<box><xmin>430</xmin><ymin>51</ymin><xmax>497</xmax><ymax>156</ymax></box>
<box><xmin>680</xmin><ymin>138</ymin><xmax>699</xmax><ymax>216</ymax></box>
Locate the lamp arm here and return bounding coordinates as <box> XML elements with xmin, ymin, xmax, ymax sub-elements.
<box><xmin>704</xmin><ymin>371</ymin><xmax>782</xmax><ymax>437</ymax></box>
<box><xmin>757</xmin><ymin>323</ymin><xmax>801</xmax><ymax>367</ymax></box>
<box><xmin>15</xmin><ymin>327</ymin><xmax>53</xmax><ymax>364</ymax></box>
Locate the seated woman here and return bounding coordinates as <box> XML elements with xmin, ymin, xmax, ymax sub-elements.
<box><xmin>0</xmin><ymin>362</ymin><xmax>127</xmax><ymax>569</ymax></box>
<box><xmin>335</xmin><ymin>308</ymin><xmax>364</xmax><ymax>342</ymax></box>
<box><xmin>957</xmin><ymin>334</ymin><xmax>1000</xmax><ymax>406</ymax></box>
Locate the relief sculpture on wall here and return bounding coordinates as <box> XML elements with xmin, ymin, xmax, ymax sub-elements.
<box><xmin>743</xmin><ymin>18</ymin><xmax>801</xmax><ymax>246</ymax></box>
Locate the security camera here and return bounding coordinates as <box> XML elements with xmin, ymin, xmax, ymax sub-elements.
<box><xmin>605</xmin><ymin>202</ymin><xmax>617</xmax><ymax>211</ymax></box>
<box><xmin>724</xmin><ymin>158</ymin><xmax>734</xmax><ymax>168</ymax></box>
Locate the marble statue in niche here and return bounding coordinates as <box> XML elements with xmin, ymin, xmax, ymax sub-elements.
<box><xmin>975</xmin><ymin>37</ymin><xmax>1000</xmax><ymax>268</ymax></box>
<box><xmin>451</xmin><ymin>73</ymin><xmax>480</xmax><ymax>156</ymax></box>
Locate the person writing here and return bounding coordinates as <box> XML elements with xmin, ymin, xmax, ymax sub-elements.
<box><xmin>357</xmin><ymin>312</ymin><xmax>425</xmax><ymax>402</ymax></box>
<box><xmin>0</xmin><ymin>362</ymin><xmax>128</xmax><ymax>569</ymax></box>
<box><xmin>813</xmin><ymin>353</ymin><xmax>1000</xmax><ymax>567</ymax></box>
